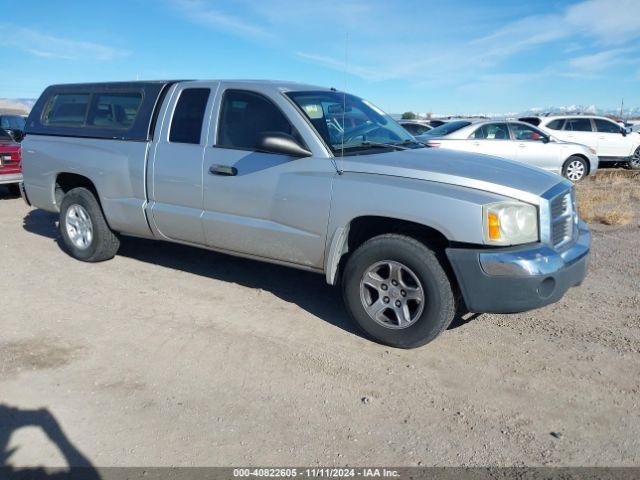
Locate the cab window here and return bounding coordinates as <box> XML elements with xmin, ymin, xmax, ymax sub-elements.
<box><xmin>470</xmin><ymin>123</ymin><xmax>509</xmax><ymax>140</ymax></box>
<box><xmin>217</xmin><ymin>90</ymin><xmax>304</xmax><ymax>150</ymax></box>
<box><xmin>169</xmin><ymin>88</ymin><xmax>211</xmax><ymax>144</ymax></box>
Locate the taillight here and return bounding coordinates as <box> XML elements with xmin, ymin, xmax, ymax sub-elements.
<box><xmin>11</xmin><ymin>150</ymin><xmax>21</xmax><ymax>161</ymax></box>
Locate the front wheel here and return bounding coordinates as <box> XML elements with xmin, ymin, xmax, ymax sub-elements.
<box><xmin>562</xmin><ymin>156</ymin><xmax>588</xmax><ymax>182</ymax></box>
<box><xmin>59</xmin><ymin>187</ymin><xmax>120</xmax><ymax>262</ymax></box>
<box><xmin>342</xmin><ymin>234</ymin><xmax>456</xmax><ymax>349</ymax></box>
<box><xmin>629</xmin><ymin>147</ymin><xmax>640</xmax><ymax>170</ymax></box>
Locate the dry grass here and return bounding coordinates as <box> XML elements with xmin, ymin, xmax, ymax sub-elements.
<box><xmin>576</xmin><ymin>169</ymin><xmax>638</xmax><ymax>226</ymax></box>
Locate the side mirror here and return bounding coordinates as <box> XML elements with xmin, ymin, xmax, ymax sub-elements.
<box><xmin>542</xmin><ymin>136</ymin><xmax>551</xmax><ymax>143</ymax></box>
<box><xmin>256</xmin><ymin>132</ymin><xmax>312</xmax><ymax>158</ymax></box>
<box><xmin>621</xmin><ymin>128</ymin><xmax>628</xmax><ymax>136</ymax></box>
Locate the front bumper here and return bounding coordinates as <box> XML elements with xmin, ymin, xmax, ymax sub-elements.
<box><xmin>0</xmin><ymin>173</ymin><xmax>23</xmax><ymax>185</ymax></box>
<box><xmin>446</xmin><ymin>221</ymin><xmax>590</xmax><ymax>313</ymax></box>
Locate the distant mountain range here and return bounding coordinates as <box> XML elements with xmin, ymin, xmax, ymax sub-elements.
<box><xmin>397</xmin><ymin>105</ymin><xmax>640</xmax><ymax>121</ymax></box>
<box><xmin>2</xmin><ymin>97</ymin><xmax>639</xmax><ymax>120</ymax></box>
<box><xmin>0</xmin><ymin>98</ymin><xmax>36</xmax><ymax>115</ymax></box>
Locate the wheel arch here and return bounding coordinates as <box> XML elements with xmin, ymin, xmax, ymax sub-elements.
<box><xmin>54</xmin><ymin>172</ymin><xmax>102</xmax><ymax>208</ymax></box>
<box><xmin>325</xmin><ymin>215</ymin><xmax>450</xmax><ymax>285</ymax></box>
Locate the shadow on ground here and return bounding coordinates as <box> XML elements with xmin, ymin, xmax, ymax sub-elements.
<box><xmin>0</xmin><ymin>185</ymin><xmax>21</xmax><ymax>200</ymax></box>
<box><xmin>22</xmin><ymin>209</ymin><xmax>475</xmax><ymax>340</ymax></box>
<box><xmin>0</xmin><ymin>404</ymin><xmax>100</xmax><ymax>479</ymax></box>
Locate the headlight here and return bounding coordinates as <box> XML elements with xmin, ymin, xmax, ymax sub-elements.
<box><xmin>483</xmin><ymin>201</ymin><xmax>538</xmax><ymax>245</ymax></box>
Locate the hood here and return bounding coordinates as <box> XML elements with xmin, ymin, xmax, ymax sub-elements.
<box><xmin>341</xmin><ymin>147</ymin><xmax>568</xmax><ymax>205</ymax></box>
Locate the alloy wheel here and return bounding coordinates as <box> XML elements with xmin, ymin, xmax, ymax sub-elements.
<box><xmin>65</xmin><ymin>204</ymin><xmax>94</xmax><ymax>250</ymax></box>
<box><xmin>359</xmin><ymin>260</ymin><xmax>425</xmax><ymax>329</ymax></box>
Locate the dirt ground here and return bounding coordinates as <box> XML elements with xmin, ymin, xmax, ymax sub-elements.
<box><xmin>1</xmin><ymin>173</ymin><xmax>639</xmax><ymax>468</ymax></box>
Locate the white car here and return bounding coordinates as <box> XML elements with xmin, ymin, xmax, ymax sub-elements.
<box><xmin>416</xmin><ymin>120</ymin><xmax>599</xmax><ymax>182</ymax></box>
<box><xmin>519</xmin><ymin>115</ymin><xmax>640</xmax><ymax>170</ymax></box>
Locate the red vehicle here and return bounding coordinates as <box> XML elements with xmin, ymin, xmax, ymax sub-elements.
<box><xmin>0</xmin><ymin>127</ymin><xmax>22</xmax><ymax>195</ymax></box>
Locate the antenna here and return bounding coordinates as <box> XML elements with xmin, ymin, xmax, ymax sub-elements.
<box><xmin>339</xmin><ymin>32</ymin><xmax>349</xmax><ymax>175</ymax></box>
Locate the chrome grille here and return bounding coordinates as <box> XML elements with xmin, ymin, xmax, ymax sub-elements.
<box><xmin>550</xmin><ymin>190</ymin><xmax>575</xmax><ymax>248</ymax></box>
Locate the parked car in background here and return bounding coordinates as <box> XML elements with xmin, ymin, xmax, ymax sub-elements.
<box><xmin>21</xmin><ymin>80</ymin><xmax>590</xmax><ymax>348</ymax></box>
<box><xmin>0</xmin><ymin>114</ymin><xmax>27</xmax><ymax>142</ymax></box>
<box><xmin>520</xmin><ymin>115</ymin><xmax>640</xmax><ymax>170</ymax></box>
<box><xmin>416</xmin><ymin>120</ymin><xmax>599</xmax><ymax>182</ymax></box>
<box><xmin>0</xmin><ymin>128</ymin><xmax>22</xmax><ymax>195</ymax></box>
<box><xmin>398</xmin><ymin>120</ymin><xmax>432</xmax><ymax>136</ymax></box>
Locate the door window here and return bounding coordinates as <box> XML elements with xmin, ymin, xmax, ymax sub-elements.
<box><xmin>510</xmin><ymin>123</ymin><xmax>547</xmax><ymax>142</ymax></box>
<box><xmin>594</xmin><ymin>119</ymin><xmax>621</xmax><ymax>133</ymax></box>
<box><xmin>469</xmin><ymin>123</ymin><xmax>509</xmax><ymax>140</ymax></box>
<box><xmin>217</xmin><ymin>90</ymin><xmax>304</xmax><ymax>150</ymax></box>
<box><xmin>546</xmin><ymin>119</ymin><xmax>565</xmax><ymax>130</ymax></box>
<box><xmin>169</xmin><ymin>88</ymin><xmax>211</xmax><ymax>144</ymax></box>
<box><xmin>564</xmin><ymin>118</ymin><xmax>592</xmax><ymax>132</ymax></box>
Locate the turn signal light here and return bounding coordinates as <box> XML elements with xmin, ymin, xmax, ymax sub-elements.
<box><xmin>488</xmin><ymin>212</ymin><xmax>501</xmax><ymax>240</ymax></box>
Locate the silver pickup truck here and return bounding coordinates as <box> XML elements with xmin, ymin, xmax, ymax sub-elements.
<box><xmin>20</xmin><ymin>80</ymin><xmax>590</xmax><ymax>348</ymax></box>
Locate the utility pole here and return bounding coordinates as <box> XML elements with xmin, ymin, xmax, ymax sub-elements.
<box><xmin>620</xmin><ymin>98</ymin><xmax>624</xmax><ymax>119</ymax></box>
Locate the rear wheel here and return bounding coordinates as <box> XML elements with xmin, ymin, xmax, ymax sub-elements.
<box><xmin>562</xmin><ymin>156</ymin><xmax>588</xmax><ymax>182</ymax></box>
<box><xmin>342</xmin><ymin>234</ymin><xmax>455</xmax><ymax>349</ymax></box>
<box><xmin>629</xmin><ymin>147</ymin><xmax>640</xmax><ymax>170</ymax></box>
<box><xmin>59</xmin><ymin>187</ymin><xmax>120</xmax><ymax>262</ymax></box>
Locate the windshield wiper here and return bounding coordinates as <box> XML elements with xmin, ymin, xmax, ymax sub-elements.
<box><xmin>359</xmin><ymin>141</ymin><xmax>409</xmax><ymax>151</ymax></box>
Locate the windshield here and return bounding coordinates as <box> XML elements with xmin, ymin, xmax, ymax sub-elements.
<box><xmin>423</xmin><ymin>121</ymin><xmax>472</xmax><ymax>136</ymax></box>
<box><xmin>286</xmin><ymin>91</ymin><xmax>421</xmax><ymax>155</ymax></box>
<box><xmin>0</xmin><ymin>115</ymin><xmax>26</xmax><ymax>131</ymax></box>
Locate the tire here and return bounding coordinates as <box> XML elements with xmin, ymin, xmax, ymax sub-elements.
<box><xmin>562</xmin><ymin>156</ymin><xmax>588</xmax><ymax>182</ymax></box>
<box><xmin>629</xmin><ymin>147</ymin><xmax>640</xmax><ymax>170</ymax></box>
<box><xmin>342</xmin><ymin>234</ymin><xmax>456</xmax><ymax>349</ymax></box>
<box><xmin>59</xmin><ymin>187</ymin><xmax>120</xmax><ymax>262</ymax></box>
<box><xmin>7</xmin><ymin>184</ymin><xmax>20</xmax><ymax>196</ymax></box>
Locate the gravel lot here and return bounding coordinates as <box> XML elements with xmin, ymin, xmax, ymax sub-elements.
<box><xmin>1</xmin><ymin>178</ymin><xmax>639</xmax><ymax>468</ymax></box>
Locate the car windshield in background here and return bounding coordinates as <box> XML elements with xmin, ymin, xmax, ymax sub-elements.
<box><xmin>286</xmin><ymin>91</ymin><xmax>422</xmax><ymax>155</ymax></box>
<box><xmin>424</xmin><ymin>121</ymin><xmax>472</xmax><ymax>136</ymax></box>
<box><xmin>0</xmin><ymin>115</ymin><xmax>26</xmax><ymax>131</ymax></box>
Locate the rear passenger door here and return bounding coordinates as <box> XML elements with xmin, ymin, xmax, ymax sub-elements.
<box><xmin>561</xmin><ymin>117</ymin><xmax>596</xmax><ymax>150</ymax></box>
<box><xmin>149</xmin><ymin>83</ymin><xmax>217</xmax><ymax>244</ymax></box>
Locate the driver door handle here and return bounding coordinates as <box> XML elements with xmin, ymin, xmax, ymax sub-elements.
<box><xmin>209</xmin><ymin>164</ymin><xmax>237</xmax><ymax>176</ymax></box>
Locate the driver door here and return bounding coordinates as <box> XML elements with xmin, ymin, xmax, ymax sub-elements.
<box><xmin>201</xmin><ymin>88</ymin><xmax>335</xmax><ymax>269</ymax></box>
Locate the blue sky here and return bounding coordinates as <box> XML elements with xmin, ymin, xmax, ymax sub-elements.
<box><xmin>0</xmin><ymin>0</ymin><xmax>639</xmax><ymax>114</ymax></box>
